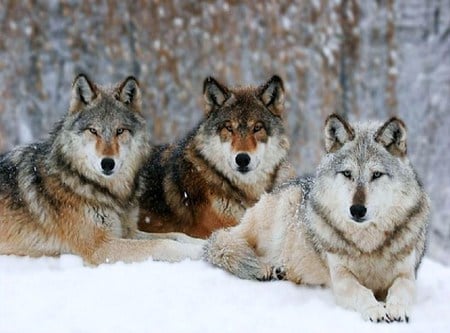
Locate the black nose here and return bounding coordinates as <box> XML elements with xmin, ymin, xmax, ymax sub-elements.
<box><xmin>350</xmin><ymin>204</ymin><xmax>367</xmax><ymax>221</ymax></box>
<box><xmin>101</xmin><ymin>158</ymin><xmax>115</xmax><ymax>175</ymax></box>
<box><xmin>235</xmin><ymin>153</ymin><xmax>251</xmax><ymax>168</ymax></box>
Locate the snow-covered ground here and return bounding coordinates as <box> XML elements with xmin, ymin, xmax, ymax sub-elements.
<box><xmin>1</xmin><ymin>256</ymin><xmax>449</xmax><ymax>333</ymax></box>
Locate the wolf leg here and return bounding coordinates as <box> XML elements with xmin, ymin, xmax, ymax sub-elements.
<box><xmin>87</xmin><ymin>238</ymin><xmax>203</xmax><ymax>265</ymax></box>
<box><xmin>133</xmin><ymin>230</ymin><xmax>206</xmax><ymax>246</ymax></box>
<box><xmin>328</xmin><ymin>254</ymin><xmax>388</xmax><ymax>322</ymax></box>
<box><xmin>204</xmin><ymin>187</ymin><xmax>299</xmax><ymax>280</ymax></box>
<box><xmin>384</xmin><ymin>251</ymin><xmax>416</xmax><ymax>322</ymax></box>
<box><xmin>385</xmin><ymin>274</ymin><xmax>415</xmax><ymax>323</ymax></box>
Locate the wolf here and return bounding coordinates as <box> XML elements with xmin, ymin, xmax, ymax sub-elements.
<box><xmin>0</xmin><ymin>74</ymin><xmax>204</xmax><ymax>265</ymax></box>
<box><xmin>138</xmin><ymin>75</ymin><xmax>295</xmax><ymax>238</ymax></box>
<box><xmin>205</xmin><ymin>114</ymin><xmax>430</xmax><ymax>323</ymax></box>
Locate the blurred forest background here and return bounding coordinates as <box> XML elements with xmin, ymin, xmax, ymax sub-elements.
<box><xmin>0</xmin><ymin>0</ymin><xmax>449</xmax><ymax>263</ymax></box>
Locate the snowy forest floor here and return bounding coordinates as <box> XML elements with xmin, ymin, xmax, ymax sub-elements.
<box><xmin>1</xmin><ymin>255</ymin><xmax>449</xmax><ymax>333</ymax></box>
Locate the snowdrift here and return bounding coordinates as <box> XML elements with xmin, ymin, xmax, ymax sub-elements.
<box><xmin>1</xmin><ymin>255</ymin><xmax>449</xmax><ymax>333</ymax></box>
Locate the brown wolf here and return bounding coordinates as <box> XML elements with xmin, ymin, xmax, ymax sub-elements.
<box><xmin>205</xmin><ymin>114</ymin><xmax>430</xmax><ymax>323</ymax></box>
<box><xmin>0</xmin><ymin>74</ymin><xmax>204</xmax><ymax>265</ymax></box>
<box><xmin>138</xmin><ymin>75</ymin><xmax>295</xmax><ymax>238</ymax></box>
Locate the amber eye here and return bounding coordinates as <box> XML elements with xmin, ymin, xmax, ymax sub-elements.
<box><xmin>253</xmin><ymin>123</ymin><xmax>263</xmax><ymax>133</ymax></box>
<box><xmin>224</xmin><ymin>124</ymin><xmax>233</xmax><ymax>132</ymax></box>
<box><xmin>116</xmin><ymin>128</ymin><xmax>126</xmax><ymax>136</ymax></box>
<box><xmin>88</xmin><ymin>128</ymin><xmax>97</xmax><ymax>135</ymax></box>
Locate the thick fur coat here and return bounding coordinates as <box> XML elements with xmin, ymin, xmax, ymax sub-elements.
<box><xmin>205</xmin><ymin>114</ymin><xmax>429</xmax><ymax>323</ymax></box>
<box><xmin>139</xmin><ymin>76</ymin><xmax>295</xmax><ymax>238</ymax></box>
<box><xmin>0</xmin><ymin>74</ymin><xmax>203</xmax><ymax>265</ymax></box>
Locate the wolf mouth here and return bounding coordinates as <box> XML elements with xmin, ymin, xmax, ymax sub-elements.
<box><xmin>102</xmin><ymin>170</ymin><xmax>114</xmax><ymax>176</ymax></box>
<box><xmin>351</xmin><ymin>217</ymin><xmax>367</xmax><ymax>223</ymax></box>
<box><xmin>237</xmin><ymin>167</ymin><xmax>250</xmax><ymax>174</ymax></box>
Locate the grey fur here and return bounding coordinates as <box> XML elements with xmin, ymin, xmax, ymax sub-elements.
<box><xmin>204</xmin><ymin>115</ymin><xmax>430</xmax><ymax>322</ymax></box>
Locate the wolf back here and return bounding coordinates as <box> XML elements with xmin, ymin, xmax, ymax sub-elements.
<box><xmin>138</xmin><ymin>75</ymin><xmax>295</xmax><ymax>238</ymax></box>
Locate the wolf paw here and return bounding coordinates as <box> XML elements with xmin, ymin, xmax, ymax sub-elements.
<box><xmin>272</xmin><ymin>266</ymin><xmax>287</xmax><ymax>280</ymax></box>
<box><xmin>385</xmin><ymin>303</ymin><xmax>409</xmax><ymax>323</ymax></box>
<box><xmin>362</xmin><ymin>304</ymin><xmax>388</xmax><ymax>323</ymax></box>
<box><xmin>257</xmin><ymin>266</ymin><xmax>287</xmax><ymax>281</ymax></box>
<box><xmin>257</xmin><ymin>268</ymin><xmax>274</xmax><ymax>281</ymax></box>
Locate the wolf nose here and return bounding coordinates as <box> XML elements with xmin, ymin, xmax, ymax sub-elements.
<box><xmin>101</xmin><ymin>158</ymin><xmax>115</xmax><ymax>175</ymax></box>
<box><xmin>350</xmin><ymin>204</ymin><xmax>367</xmax><ymax>221</ymax></box>
<box><xmin>235</xmin><ymin>153</ymin><xmax>251</xmax><ymax>168</ymax></box>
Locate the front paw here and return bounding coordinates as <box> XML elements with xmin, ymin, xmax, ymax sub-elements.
<box><xmin>385</xmin><ymin>302</ymin><xmax>410</xmax><ymax>323</ymax></box>
<box><xmin>272</xmin><ymin>266</ymin><xmax>287</xmax><ymax>280</ymax></box>
<box><xmin>257</xmin><ymin>266</ymin><xmax>286</xmax><ymax>281</ymax></box>
<box><xmin>362</xmin><ymin>303</ymin><xmax>388</xmax><ymax>323</ymax></box>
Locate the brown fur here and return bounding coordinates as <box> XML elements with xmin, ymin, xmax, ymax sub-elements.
<box><xmin>0</xmin><ymin>74</ymin><xmax>204</xmax><ymax>264</ymax></box>
<box><xmin>205</xmin><ymin>116</ymin><xmax>430</xmax><ymax>322</ymax></box>
<box><xmin>138</xmin><ymin>76</ymin><xmax>295</xmax><ymax>238</ymax></box>
<box><xmin>352</xmin><ymin>185</ymin><xmax>366</xmax><ymax>205</ymax></box>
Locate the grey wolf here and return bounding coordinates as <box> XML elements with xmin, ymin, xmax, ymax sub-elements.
<box><xmin>205</xmin><ymin>114</ymin><xmax>430</xmax><ymax>322</ymax></box>
<box><xmin>138</xmin><ymin>75</ymin><xmax>295</xmax><ymax>238</ymax></box>
<box><xmin>0</xmin><ymin>74</ymin><xmax>204</xmax><ymax>265</ymax></box>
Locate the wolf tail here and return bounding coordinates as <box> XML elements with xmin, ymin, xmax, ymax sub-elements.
<box><xmin>203</xmin><ymin>228</ymin><xmax>272</xmax><ymax>281</ymax></box>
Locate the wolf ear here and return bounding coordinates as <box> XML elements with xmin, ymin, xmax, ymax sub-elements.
<box><xmin>203</xmin><ymin>77</ymin><xmax>230</xmax><ymax>114</ymax></box>
<box><xmin>324</xmin><ymin>114</ymin><xmax>355</xmax><ymax>152</ymax></box>
<box><xmin>70</xmin><ymin>74</ymin><xmax>97</xmax><ymax>113</ymax></box>
<box><xmin>375</xmin><ymin>117</ymin><xmax>407</xmax><ymax>157</ymax></box>
<box><xmin>258</xmin><ymin>75</ymin><xmax>285</xmax><ymax>116</ymax></box>
<box><xmin>117</xmin><ymin>76</ymin><xmax>142</xmax><ymax>112</ymax></box>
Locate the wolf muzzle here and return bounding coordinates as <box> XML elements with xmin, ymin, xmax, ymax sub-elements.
<box><xmin>101</xmin><ymin>158</ymin><xmax>115</xmax><ymax>176</ymax></box>
<box><xmin>350</xmin><ymin>204</ymin><xmax>367</xmax><ymax>222</ymax></box>
<box><xmin>235</xmin><ymin>153</ymin><xmax>251</xmax><ymax>173</ymax></box>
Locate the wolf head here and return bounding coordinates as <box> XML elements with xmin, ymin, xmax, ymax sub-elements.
<box><xmin>54</xmin><ymin>74</ymin><xmax>148</xmax><ymax>187</ymax></box>
<box><xmin>195</xmin><ymin>75</ymin><xmax>290</xmax><ymax>185</ymax></box>
<box><xmin>311</xmin><ymin>114</ymin><xmax>427</xmax><ymax>251</ymax></box>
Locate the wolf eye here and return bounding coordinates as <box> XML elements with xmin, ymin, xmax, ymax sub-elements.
<box><xmin>372</xmin><ymin>171</ymin><xmax>384</xmax><ymax>180</ymax></box>
<box><xmin>224</xmin><ymin>124</ymin><xmax>233</xmax><ymax>132</ymax></box>
<box><xmin>253</xmin><ymin>123</ymin><xmax>263</xmax><ymax>133</ymax></box>
<box><xmin>116</xmin><ymin>128</ymin><xmax>126</xmax><ymax>136</ymax></box>
<box><xmin>88</xmin><ymin>128</ymin><xmax>97</xmax><ymax>135</ymax></box>
<box><xmin>340</xmin><ymin>170</ymin><xmax>352</xmax><ymax>179</ymax></box>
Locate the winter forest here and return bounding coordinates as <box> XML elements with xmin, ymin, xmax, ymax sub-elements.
<box><xmin>0</xmin><ymin>0</ymin><xmax>449</xmax><ymax>264</ymax></box>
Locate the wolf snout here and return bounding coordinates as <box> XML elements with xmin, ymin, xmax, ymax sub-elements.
<box><xmin>235</xmin><ymin>153</ymin><xmax>251</xmax><ymax>173</ymax></box>
<box><xmin>350</xmin><ymin>204</ymin><xmax>367</xmax><ymax>222</ymax></box>
<box><xmin>101</xmin><ymin>158</ymin><xmax>115</xmax><ymax>175</ymax></box>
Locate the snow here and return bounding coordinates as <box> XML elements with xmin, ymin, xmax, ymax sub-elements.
<box><xmin>1</xmin><ymin>256</ymin><xmax>449</xmax><ymax>333</ymax></box>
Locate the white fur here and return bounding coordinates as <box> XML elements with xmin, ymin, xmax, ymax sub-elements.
<box><xmin>199</xmin><ymin>135</ymin><xmax>287</xmax><ymax>186</ymax></box>
<box><xmin>205</xmin><ymin>118</ymin><xmax>429</xmax><ymax>323</ymax></box>
<box><xmin>56</xmin><ymin>129</ymin><xmax>148</xmax><ymax>201</ymax></box>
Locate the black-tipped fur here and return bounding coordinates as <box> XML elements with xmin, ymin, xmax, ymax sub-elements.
<box><xmin>72</xmin><ymin>73</ymin><xmax>97</xmax><ymax>105</ymax></box>
<box><xmin>203</xmin><ymin>77</ymin><xmax>230</xmax><ymax>113</ymax></box>
<box><xmin>138</xmin><ymin>76</ymin><xmax>293</xmax><ymax>238</ymax></box>
<box><xmin>324</xmin><ymin>113</ymin><xmax>355</xmax><ymax>153</ymax></box>
<box><xmin>257</xmin><ymin>75</ymin><xmax>285</xmax><ymax>116</ymax></box>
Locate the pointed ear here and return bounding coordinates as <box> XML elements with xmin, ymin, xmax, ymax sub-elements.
<box><xmin>324</xmin><ymin>114</ymin><xmax>355</xmax><ymax>152</ymax></box>
<box><xmin>258</xmin><ymin>75</ymin><xmax>285</xmax><ymax>116</ymax></box>
<box><xmin>116</xmin><ymin>76</ymin><xmax>142</xmax><ymax>112</ymax></box>
<box><xmin>203</xmin><ymin>77</ymin><xmax>230</xmax><ymax>114</ymax></box>
<box><xmin>375</xmin><ymin>117</ymin><xmax>407</xmax><ymax>157</ymax></box>
<box><xmin>70</xmin><ymin>73</ymin><xmax>97</xmax><ymax>113</ymax></box>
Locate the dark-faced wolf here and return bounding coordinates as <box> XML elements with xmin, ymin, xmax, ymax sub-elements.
<box><xmin>138</xmin><ymin>75</ymin><xmax>295</xmax><ymax>238</ymax></box>
<box><xmin>0</xmin><ymin>74</ymin><xmax>203</xmax><ymax>265</ymax></box>
<box><xmin>205</xmin><ymin>114</ymin><xmax>429</xmax><ymax>323</ymax></box>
